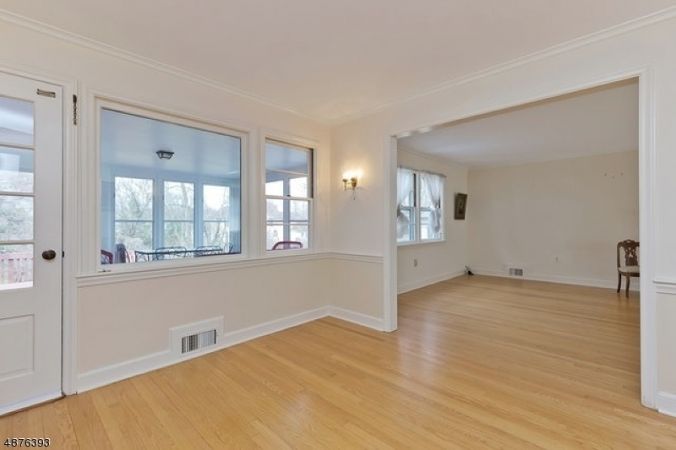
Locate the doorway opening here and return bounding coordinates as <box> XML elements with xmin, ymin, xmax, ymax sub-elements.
<box><xmin>389</xmin><ymin>76</ymin><xmax>648</xmax><ymax>406</ymax></box>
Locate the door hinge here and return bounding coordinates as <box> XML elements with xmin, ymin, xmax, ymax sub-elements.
<box><xmin>72</xmin><ymin>95</ymin><xmax>78</xmax><ymax>125</ymax></box>
<box><xmin>36</xmin><ymin>88</ymin><xmax>56</xmax><ymax>98</ymax></box>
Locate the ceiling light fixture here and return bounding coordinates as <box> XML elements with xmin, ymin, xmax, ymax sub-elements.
<box><xmin>156</xmin><ymin>149</ymin><xmax>174</xmax><ymax>160</ymax></box>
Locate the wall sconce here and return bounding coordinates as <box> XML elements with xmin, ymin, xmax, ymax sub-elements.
<box><xmin>156</xmin><ymin>149</ymin><xmax>175</xmax><ymax>160</ymax></box>
<box><xmin>342</xmin><ymin>171</ymin><xmax>359</xmax><ymax>199</ymax></box>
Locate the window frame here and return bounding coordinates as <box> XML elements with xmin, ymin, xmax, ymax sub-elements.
<box><xmin>262</xmin><ymin>137</ymin><xmax>316</xmax><ymax>255</ymax></box>
<box><xmin>396</xmin><ymin>168</ymin><xmax>445</xmax><ymax>246</ymax></box>
<box><xmin>96</xmin><ymin>98</ymin><xmax>248</xmax><ymax>272</ymax></box>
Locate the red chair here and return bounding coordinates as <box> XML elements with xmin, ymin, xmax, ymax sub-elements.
<box><xmin>272</xmin><ymin>241</ymin><xmax>303</xmax><ymax>250</ymax></box>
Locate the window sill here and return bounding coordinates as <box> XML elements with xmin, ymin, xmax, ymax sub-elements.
<box><xmin>77</xmin><ymin>251</ymin><xmax>325</xmax><ymax>287</ymax></box>
<box><xmin>397</xmin><ymin>239</ymin><xmax>446</xmax><ymax>247</ymax></box>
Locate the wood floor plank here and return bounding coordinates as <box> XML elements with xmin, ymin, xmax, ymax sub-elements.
<box><xmin>1</xmin><ymin>275</ymin><xmax>675</xmax><ymax>448</ymax></box>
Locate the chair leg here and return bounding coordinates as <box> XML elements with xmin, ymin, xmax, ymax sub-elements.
<box><xmin>617</xmin><ymin>272</ymin><xmax>622</xmax><ymax>293</ymax></box>
<box><xmin>626</xmin><ymin>275</ymin><xmax>630</xmax><ymax>298</ymax></box>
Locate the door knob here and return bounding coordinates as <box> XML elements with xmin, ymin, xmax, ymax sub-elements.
<box><xmin>42</xmin><ymin>249</ymin><xmax>57</xmax><ymax>260</ymax></box>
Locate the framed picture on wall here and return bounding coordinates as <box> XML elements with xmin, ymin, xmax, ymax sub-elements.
<box><xmin>454</xmin><ymin>193</ymin><xmax>468</xmax><ymax>220</ymax></box>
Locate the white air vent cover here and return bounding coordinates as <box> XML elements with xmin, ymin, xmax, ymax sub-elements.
<box><xmin>170</xmin><ymin>316</ymin><xmax>224</xmax><ymax>357</ymax></box>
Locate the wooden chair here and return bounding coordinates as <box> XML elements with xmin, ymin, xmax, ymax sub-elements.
<box><xmin>617</xmin><ymin>240</ymin><xmax>640</xmax><ymax>297</ymax></box>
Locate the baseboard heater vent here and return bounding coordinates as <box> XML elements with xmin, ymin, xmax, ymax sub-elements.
<box><xmin>509</xmin><ymin>268</ymin><xmax>524</xmax><ymax>277</ymax></box>
<box><xmin>181</xmin><ymin>329</ymin><xmax>217</xmax><ymax>354</ymax></box>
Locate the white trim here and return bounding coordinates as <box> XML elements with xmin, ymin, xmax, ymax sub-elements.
<box><xmin>327</xmin><ymin>252</ymin><xmax>382</xmax><ymax>263</ymax></box>
<box><xmin>77</xmin><ymin>251</ymin><xmax>330</xmax><ymax>287</ymax></box>
<box><xmin>0</xmin><ymin>390</ymin><xmax>62</xmax><ymax>417</ymax></box>
<box><xmin>397</xmin><ymin>239</ymin><xmax>446</xmax><ymax>247</ymax></box>
<box><xmin>471</xmin><ymin>268</ymin><xmax>640</xmax><ymax>292</ymax></box>
<box><xmin>77</xmin><ymin>252</ymin><xmax>382</xmax><ymax>287</ymax></box>
<box><xmin>383</xmin><ymin>136</ymin><xmax>398</xmax><ymax>332</ymax></box>
<box><xmin>654</xmin><ymin>279</ymin><xmax>676</xmax><ymax>295</ymax></box>
<box><xmin>259</xmin><ymin>132</ymin><xmax>318</xmax><ymax>255</ymax></box>
<box><xmin>77</xmin><ymin>306</ymin><xmax>330</xmax><ymax>392</ymax></box>
<box><xmin>1</xmin><ymin>7</ymin><xmax>676</xmax><ymax>126</ymax></box>
<box><xmin>78</xmin><ymin>91</ymin><xmax>253</xmax><ymax>277</ymax></box>
<box><xmin>335</xmin><ymin>6</ymin><xmax>676</xmax><ymax>125</ymax></box>
<box><xmin>0</xmin><ymin>9</ymin><xmax>317</xmax><ymax>123</ymax></box>
<box><xmin>76</xmin><ymin>303</ymin><xmax>384</xmax><ymax>393</ymax></box>
<box><xmin>327</xmin><ymin>306</ymin><xmax>385</xmax><ymax>331</ymax></box>
<box><xmin>398</xmin><ymin>270</ymin><xmax>465</xmax><ymax>294</ymax></box>
<box><xmin>656</xmin><ymin>392</ymin><xmax>676</xmax><ymax>418</ymax></box>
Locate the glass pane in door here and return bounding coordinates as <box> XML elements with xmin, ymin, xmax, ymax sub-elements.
<box><xmin>0</xmin><ymin>196</ymin><xmax>33</xmax><ymax>241</ymax></box>
<box><xmin>0</xmin><ymin>244</ymin><xmax>33</xmax><ymax>289</ymax></box>
<box><xmin>0</xmin><ymin>97</ymin><xmax>34</xmax><ymax>147</ymax></box>
<box><xmin>0</xmin><ymin>146</ymin><xmax>33</xmax><ymax>192</ymax></box>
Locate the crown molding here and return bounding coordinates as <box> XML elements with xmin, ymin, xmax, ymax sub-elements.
<box><xmin>2</xmin><ymin>6</ymin><xmax>676</xmax><ymax>127</ymax></box>
<box><xmin>331</xmin><ymin>5</ymin><xmax>676</xmax><ymax>125</ymax></box>
<box><xmin>0</xmin><ymin>8</ymin><xmax>322</xmax><ymax>125</ymax></box>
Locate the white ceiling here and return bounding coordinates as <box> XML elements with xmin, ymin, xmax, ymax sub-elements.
<box><xmin>1</xmin><ymin>1</ymin><xmax>674</xmax><ymax>123</ymax></box>
<box><xmin>100</xmin><ymin>109</ymin><xmax>241</xmax><ymax>178</ymax></box>
<box><xmin>398</xmin><ymin>79</ymin><xmax>638</xmax><ymax>168</ymax></box>
<box><xmin>100</xmin><ymin>109</ymin><xmax>308</xmax><ymax>177</ymax></box>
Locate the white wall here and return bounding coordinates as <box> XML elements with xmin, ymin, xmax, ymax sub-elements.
<box><xmin>397</xmin><ymin>149</ymin><xmax>468</xmax><ymax>293</ymax></box>
<box><xmin>330</xmin><ymin>13</ymin><xmax>676</xmax><ymax>410</ymax></box>
<box><xmin>468</xmin><ymin>151</ymin><xmax>638</xmax><ymax>288</ymax></box>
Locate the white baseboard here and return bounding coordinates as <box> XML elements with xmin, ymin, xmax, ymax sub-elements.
<box><xmin>656</xmin><ymin>391</ymin><xmax>676</xmax><ymax>418</ymax></box>
<box><xmin>327</xmin><ymin>306</ymin><xmax>385</xmax><ymax>330</ymax></box>
<box><xmin>472</xmin><ymin>267</ymin><xmax>640</xmax><ymax>291</ymax></box>
<box><xmin>77</xmin><ymin>306</ymin><xmax>331</xmax><ymax>392</ymax></box>
<box><xmin>397</xmin><ymin>270</ymin><xmax>466</xmax><ymax>294</ymax></box>
<box><xmin>76</xmin><ymin>305</ymin><xmax>385</xmax><ymax>393</ymax></box>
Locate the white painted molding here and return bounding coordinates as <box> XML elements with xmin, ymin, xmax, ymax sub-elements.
<box><xmin>77</xmin><ymin>306</ymin><xmax>331</xmax><ymax>392</ymax></box>
<box><xmin>2</xmin><ymin>6</ymin><xmax>676</xmax><ymax>125</ymax></box>
<box><xmin>335</xmin><ymin>6</ymin><xmax>676</xmax><ymax>124</ymax></box>
<box><xmin>472</xmin><ymin>267</ymin><xmax>640</xmax><ymax>292</ymax></box>
<box><xmin>0</xmin><ymin>390</ymin><xmax>62</xmax><ymax>417</ymax></box>
<box><xmin>76</xmin><ymin>252</ymin><xmax>382</xmax><ymax>287</ymax></box>
<box><xmin>327</xmin><ymin>252</ymin><xmax>383</xmax><ymax>264</ymax></box>
<box><xmin>0</xmin><ymin>9</ymin><xmax>315</xmax><ymax>122</ymax></box>
<box><xmin>327</xmin><ymin>306</ymin><xmax>386</xmax><ymax>331</ymax></box>
<box><xmin>656</xmin><ymin>392</ymin><xmax>676</xmax><ymax>418</ymax></box>
<box><xmin>398</xmin><ymin>270</ymin><xmax>466</xmax><ymax>294</ymax></box>
<box><xmin>76</xmin><ymin>303</ymin><xmax>386</xmax><ymax>393</ymax></box>
<box><xmin>654</xmin><ymin>278</ymin><xmax>676</xmax><ymax>294</ymax></box>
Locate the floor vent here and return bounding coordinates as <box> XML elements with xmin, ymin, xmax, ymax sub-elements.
<box><xmin>181</xmin><ymin>329</ymin><xmax>217</xmax><ymax>354</ymax></box>
<box><xmin>509</xmin><ymin>268</ymin><xmax>524</xmax><ymax>276</ymax></box>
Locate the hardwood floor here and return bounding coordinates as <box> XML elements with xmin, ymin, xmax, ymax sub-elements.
<box><xmin>2</xmin><ymin>276</ymin><xmax>675</xmax><ymax>448</ymax></box>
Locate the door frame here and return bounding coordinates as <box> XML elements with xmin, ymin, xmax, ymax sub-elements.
<box><xmin>384</xmin><ymin>68</ymin><xmax>657</xmax><ymax>408</ymax></box>
<box><xmin>0</xmin><ymin>64</ymin><xmax>78</xmax><ymax>396</ymax></box>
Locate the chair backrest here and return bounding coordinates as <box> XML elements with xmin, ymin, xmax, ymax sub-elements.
<box><xmin>617</xmin><ymin>240</ymin><xmax>639</xmax><ymax>268</ymax></box>
<box><xmin>272</xmin><ymin>241</ymin><xmax>303</xmax><ymax>250</ymax></box>
<box><xmin>101</xmin><ymin>249</ymin><xmax>114</xmax><ymax>265</ymax></box>
<box><xmin>115</xmin><ymin>243</ymin><xmax>128</xmax><ymax>263</ymax></box>
<box><xmin>154</xmin><ymin>246</ymin><xmax>188</xmax><ymax>260</ymax></box>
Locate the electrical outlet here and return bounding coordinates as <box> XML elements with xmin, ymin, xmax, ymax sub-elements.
<box><xmin>413</xmin><ymin>258</ymin><xmax>418</xmax><ymax>267</ymax></box>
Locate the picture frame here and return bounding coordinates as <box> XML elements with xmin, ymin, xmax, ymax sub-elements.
<box><xmin>454</xmin><ymin>193</ymin><xmax>468</xmax><ymax>220</ymax></box>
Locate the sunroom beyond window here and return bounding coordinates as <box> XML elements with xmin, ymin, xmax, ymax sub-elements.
<box><xmin>100</xmin><ymin>108</ymin><xmax>241</xmax><ymax>265</ymax></box>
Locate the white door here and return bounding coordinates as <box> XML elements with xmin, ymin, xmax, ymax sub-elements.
<box><xmin>0</xmin><ymin>72</ymin><xmax>62</xmax><ymax>414</ymax></box>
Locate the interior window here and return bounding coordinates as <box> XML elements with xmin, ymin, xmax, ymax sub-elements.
<box><xmin>100</xmin><ymin>107</ymin><xmax>241</xmax><ymax>264</ymax></box>
<box><xmin>265</xmin><ymin>140</ymin><xmax>313</xmax><ymax>251</ymax></box>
